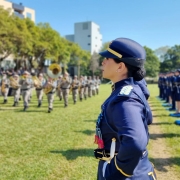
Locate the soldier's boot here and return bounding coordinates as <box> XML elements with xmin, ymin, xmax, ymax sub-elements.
<box><xmin>15</xmin><ymin>102</ymin><xmax>18</xmax><ymax>107</ymax></box>
<box><xmin>19</xmin><ymin>97</ymin><xmax>21</xmax><ymax>101</ymax></box>
<box><xmin>60</xmin><ymin>98</ymin><xmax>62</xmax><ymax>101</ymax></box>
<box><xmin>74</xmin><ymin>101</ymin><xmax>76</xmax><ymax>104</ymax></box>
<box><xmin>23</xmin><ymin>106</ymin><xmax>28</xmax><ymax>111</ymax></box>
<box><xmin>80</xmin><ymin>98</ymin><xmax>82</xmax><ymax>101</ymax></box>
<box><xmin>3</xmin><ymin>99</ymin><xmax>7</xmax><ymax>104</ymax></box>
<box><xmin>38</xmin><ymin>102</ymin><xmax>42</xmax><ymax>107</ymax></box>
<box><xmin>12</xmin><ymin>102</ymin><xmax>16</xmax><ymax>107</ymax></box>
<box><xmin>64</xmin><ymin>104</ymin><xmax>68</xmax><ymax>108</ymax></box>
<box><xmin>48</xmin><ymin>108</ymin><xmax>53</xmax><ymax>113</ymax></box>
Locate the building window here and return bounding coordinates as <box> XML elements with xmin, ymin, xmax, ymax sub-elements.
<box><xmin>83</xmin><ymin>23</ymin><xmax>88</xmax><ymax>30</ymax></box>
<box><xmin>26</xmin><ymin>12</ymin><xmax>32</xmax><ymax>19</ymax></box>
<box><xmin>88</xmin><ymin>35</ymin><xmax>91</xmax><ymax>37</ymax></box>
<box><xmin>88</xmin><ymin>43</ymin><xmax>91</xmax><ymax>46</ymax></box>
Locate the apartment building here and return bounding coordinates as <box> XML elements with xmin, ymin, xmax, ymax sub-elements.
<box><xmin>0</xmin><ymin>0</ymin><xmax>35</xmax><ymax>22</ymax></box>
<box><xmin>65</xmin><ymin>21</ymin><xmax>103</xmax><ymax>55</ymax></box>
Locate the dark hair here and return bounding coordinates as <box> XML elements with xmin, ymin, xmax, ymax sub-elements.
<box><xmin>113</xmin><ymin>58</ymin><xmax>146</xmax><ymax>81</ymax></box>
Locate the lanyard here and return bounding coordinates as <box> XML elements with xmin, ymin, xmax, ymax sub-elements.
<box><xmin>95</xmin><ymin>88</ymin><xmax>120</xmax><ymax>149</ymax></box>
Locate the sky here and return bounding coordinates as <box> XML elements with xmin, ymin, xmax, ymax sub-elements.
<box><xmin>10</xmin><ymin>0</ymin><xmax>180</xmax><ymax>50</ymax></box>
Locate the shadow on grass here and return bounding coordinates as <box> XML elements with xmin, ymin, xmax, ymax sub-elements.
<box><xmin>74</xmin><ymin>129</ymin><xmax>95</xmax><ymax>135</ymax></box>
<box><xmin>149</xmin><ymin>105</ymin><xmax>163</xmax><ymax>108</ymax></box>
<box><xmin>50</xmin><ymin>148</ymin><xmax>94</xmax><ymax>160</ymax></box>
<box><xmin>84</xmin><ymin>119</ymin><xmax>97</xmax><ymax>123</ymax></box>
<box><xmin>149</xmin><ymin>157</ymin><xmax>180</xmax><ymax>172</ymax></box>
<box><xmin>150</xmin><ymin>133</ymin><xmax>180</xmax><ymax>140</ymax></box>
<box><xmin>153</xmin><ymin>114</ymin><xmax>169</xmax><ymax>117</ymax></box>
<box><xmin>151</xmin><ymin>108</ymin><xmax>167</xmax><ymax>111</ymax></box>
<box><xmin>151</xmin><ymin>122</ymin><xmax>173</xmax><ymax>125</ymax></box>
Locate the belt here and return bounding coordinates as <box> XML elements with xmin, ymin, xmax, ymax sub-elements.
<box><xmin>47</xmin><ymin>91</ymin><xmax>55</xmax><ymax>94</ymax></box>
<box><xmin>36</xmin><ymin>89</ymin><xmax>42</xmax><ymax>91</ymax></box>
<box><xmin>61</xmin><ymin>88</ymin><xmax>69</xmax><ymax>89</ymax></box>
<box><xmin>22</xmin><ymin>89</ymin><xmax>29</xmax><ymax>91</ymax></box>
<box><xmin>94</xmin><ymin>148</ymin><xmax>118</xmax><ymax>161</ymax></box>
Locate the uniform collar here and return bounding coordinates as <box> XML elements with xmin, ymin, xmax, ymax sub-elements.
<box><xmin>112</xmin><ymin>77</ymin><xmax>134</xmax><ymax>91</ymax></box>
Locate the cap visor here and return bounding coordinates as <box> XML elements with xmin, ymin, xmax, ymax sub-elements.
<box><xmin>99</xmin><ymin>50</ymin><xmax>118</xmax><ymax>59</ymax></box>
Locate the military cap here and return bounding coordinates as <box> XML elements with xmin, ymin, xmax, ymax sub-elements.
<box><xmin>23</xmin><ymin>71</ymin><xmax>29</xmax><ymax>75</ymax></box>
<box><xmin>99</xmin><ymin>38</ymin><xmax>146</xmax><ymax>68</ymax></box>
<box><xmin>13</xmin><ymin>73</ymin><xmax>19</xmax><ymax>77</ymax></box>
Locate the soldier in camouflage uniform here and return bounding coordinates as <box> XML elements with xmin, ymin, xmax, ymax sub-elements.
<box><xmin>11</xmin><ymin>74</ymin><xmax>21</xmax><ymax>107</ymax></box>
<box><xmin>1</xmin><ymin>73</ymin><xmax>10</xmax><ymax>104</ymax></box>
<box><xmin>19</xmin><ymin>71</ymin><xmax>33</xmax><ymax>111</ymax></box>
<box><xmin>71</xmin><ymin>75</ymin><xmax>80</xmax><ymax>104</ymax></box>
<box><xmin>60</xmin><ymin>72</ymin><xmax>71</xmax><ymax>107</ymax></box>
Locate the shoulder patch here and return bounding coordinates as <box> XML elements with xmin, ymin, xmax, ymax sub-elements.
<box><xmin>118</xmin><ymin>85</ymin><xmax>133</xmax><ymax>96</ymax></box>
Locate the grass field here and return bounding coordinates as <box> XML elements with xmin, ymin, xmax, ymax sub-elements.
<box><xmin>148</xmin><ymin>84</ymin><xmax>180</xmax><ymax>175</ymax></box>
<box><xmin>0</xmin><ymin>84</ymin><xmax>180</xmax><ymax>180</ymax></box>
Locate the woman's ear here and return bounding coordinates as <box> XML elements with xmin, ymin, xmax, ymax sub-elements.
<box><xmin>117</xmin><ymin>62</ymin><xmax>125</xmax><ymax>72</ymax></box>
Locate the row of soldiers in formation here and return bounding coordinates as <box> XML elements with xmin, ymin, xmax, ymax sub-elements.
<box><xmin>0</xmin><ymin>71</ymin><xmax>101</xmax><ymax>113</ymax></box>
<box><xmin>158</xmin><ymin>69</ymin><xmax>180</xmax><ymax>117</ymax></box>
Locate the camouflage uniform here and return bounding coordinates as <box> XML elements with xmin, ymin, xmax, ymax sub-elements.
<box><xmin>60</xmin><ymin>73</ymin><xmax>71</xmax><ymax>107</ymax></box>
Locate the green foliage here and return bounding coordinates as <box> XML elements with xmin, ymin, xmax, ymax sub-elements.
<box><xmin>0</xmin><ymin>8</ymin><xmax>90</xmax><ymax>71</ymax></box>
<box><xmin>0</xmin><ymin>85</ymin><xmax>180</xmax><ymax>179</ymax></box>
<box><xmin>144</xmin><ymin>46</ymin><xmax>160</xmax><ymax>77</ymax></box>
<box><xmin>160</xmin><ymin>45</ymin><xmax>180</xmax><ymax>72</ymax></box>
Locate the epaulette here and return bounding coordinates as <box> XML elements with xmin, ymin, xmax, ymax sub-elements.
<box><xmin>117</xmin><ymin>85</ymin><xmax>133</xmax><ymax>97</ymax></box>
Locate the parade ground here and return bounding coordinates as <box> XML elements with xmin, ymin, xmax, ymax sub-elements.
<box><xmin>0</xmin><ymin>84</ymin><xmax>180</xmax><ymax>180</ymax></box>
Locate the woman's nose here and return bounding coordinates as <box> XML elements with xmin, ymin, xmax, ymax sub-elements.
<box><xmin>102</xmin><ymin>58</ymin><xmax>106</xmax><ymax>65</ymax></box>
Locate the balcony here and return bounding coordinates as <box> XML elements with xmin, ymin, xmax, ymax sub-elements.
<box><xmin>12</xmin><ymin>3</ymin><xmax>24</xmax><ymax>13</ymax></box>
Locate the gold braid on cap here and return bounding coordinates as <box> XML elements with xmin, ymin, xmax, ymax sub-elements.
<box><xmin>107</xmin><ymin>47</ymin><xmax>122</xmax><ymax>58</ymax></box>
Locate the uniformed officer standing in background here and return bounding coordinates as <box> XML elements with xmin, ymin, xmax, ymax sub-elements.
<box><xmin>169</xmin><ymin>71</ymin><xmax>176</xmax><ymax>111</ymax></box>
<box><xmin>60</xmin><ymin>72</ymin><xmax>71</xmax><ymax>107</ymax></box>
<box><xmin>19</xmin><ymin>71</ymin><xmax>32</xmax><ymax>111</ymax></box>
<box><xmin>1</xmin><ymin>73</ymin><xmax>10</xmax><ymax>104</ymax></box>
<box><xmin>94</xmin><ymin>38</ymin><xmax>156</xmax><ymax>180</ymax></box>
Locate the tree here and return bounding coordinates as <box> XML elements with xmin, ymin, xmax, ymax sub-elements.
<box><xmin>144</xmin><ymin>46</ymin><xmax>160</xmax><ymax>77</ymax></box>
<box><xmin>89</xmin><ymin>52</ymin><xmax>100</xmax><ymax>76</ymax></box>
<box><xmin>160</xmin><ymin>45</ymin><xmax>180</xmax><ymax>72</ymax></box>
<box><xmin>154</xmin><ymin>46</ymin><xmax>170</xmax><ymax>62</ymax></box>
<box><xmin>0</xmin><ymin>7</ymin><xmax>17</xmax><ymax>62</ymax></box>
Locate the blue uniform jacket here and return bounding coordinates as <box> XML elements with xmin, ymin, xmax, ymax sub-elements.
<box><xmin>97</xmin><ymin>78</ymin><xmax>155</xmax><ymax>180</ymax></box>
<box><xmin>135</xmin><ymin>79</ymin><xmax>150</xmax><ymax>100</ymax></box>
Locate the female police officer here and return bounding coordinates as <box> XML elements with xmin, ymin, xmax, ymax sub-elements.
<box><xmin>94</xmin><ymin>38</ymin><xmax>156</xmax><ymax>180</ymax></box>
